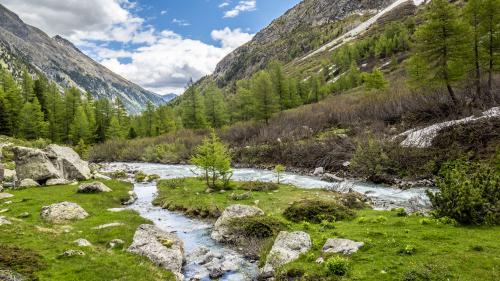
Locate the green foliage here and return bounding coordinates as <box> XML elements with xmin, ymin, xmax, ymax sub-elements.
<box><xmin>283</xmin><ymin>199</ymin><xmax>356</xmax><ymax>223</ymax></box>
<box><xmin>228</xmin><ymin>215</ymin><xmax>285</xmax><ymax>239</ymax></box>
<box><xmin>274</xmin><ymin>164</ymin><xmax>285</xmax><ymax>184</ymax></box>
<box><xmin>398</xmin><ymin>245</ymin><xmax>417</xmax><ymax>255</ymax></box>
<box><xmin>190</xmin><ymin>130</ymin><xmax>232</xmax><ymax>188</ymax></box>
<box><xmin>240</xmin><ymin>181</ymin><xmax>280</xmax><ymax>191</ymax></box>
<box><xmin>428</xmin><ymin>159</ymin><xmax>499</xmax><ymax>225</ymax></box>
<box><xmin>325</xmin><ymin>256</ymin><xmax>350</xmax><ymax>276</ymax></box>
<box><xmin>362</xmin><ymin>69</ymin><xmax>389</xmax><ymax>91</ymax></box>
<box><xmin>18</xmin><ymin>97</ymin><xmax>48</xmax><ymax>140</ymax></box>
<box><xmin>0</xmin><ymin>245</ymin><xmax>46</xmax><ymax>280</ymax></box>
<box><xmin>203</xmin><ymin>83</ymin><xmax>228</xmax><ymax>128</ymax></box>
<box><xmin>251</xmin><ymin>71</ymin><xmax>279</xmax><ymax>124</ymax></box>
<box><xmin>350</xmin><ymin>136</ymin><xmax>392</xmax><ymax>182</ymax></box>
<box><xmin>134</xmin><ymin>171</ymin><xmax>147</xmax><ymax>182</ymax></box>
<box><xmin>181</xmin><ymin>84</ymin><xmax>207</xmax><ymax>129</ymax></box>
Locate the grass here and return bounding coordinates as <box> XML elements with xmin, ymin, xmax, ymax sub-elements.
<box><xmin>155</xmin><ymin>178</ymin><xmax>500</xmax><ymax>281</ymax></box>
<box><xmin>0</xmin><ymin>180</ymin><xmax>175</xmax><ymax>281</ymax></box>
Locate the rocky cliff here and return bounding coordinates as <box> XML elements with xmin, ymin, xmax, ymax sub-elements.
<box><xmin>0</xmin><ymin>4</ymin><xmax>163</xmax><ymax>114</ymax></box>
<box><xmin>212</xmin><ymin>0</ymin><xmax>395</xmax><ymax>86</ymax></box>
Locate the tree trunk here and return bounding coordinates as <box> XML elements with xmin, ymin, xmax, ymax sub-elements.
<box><xmin>446</xmin><ymin>83</ymin><xmax>458</xmax><ymax>106</ymax></box>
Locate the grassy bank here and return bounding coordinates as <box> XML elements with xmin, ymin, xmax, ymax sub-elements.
<box><xmin>0</xmin><ymin>181</ymin><xmax>175</xmax><ymax>281</ymax></box>
<box><xmin>155</xmin><ymin>178</ymin><xmax>500</xmax><ymax>280</ymax></box>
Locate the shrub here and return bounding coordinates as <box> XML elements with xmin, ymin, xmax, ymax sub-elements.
<box><xmin>427</xmin><ymin>159</ymin><xmax>499</xmax><ymax>225</ymax></box>
<box><xmin>393</xmin><ymin>208</ymin><xmax>408</xmax><ymax>217</ymax></box>
<box><xmin>0</xmin><ymin>245</ymin><xmax>46</xmax><ymax>280</ymax></box>
<box><xmin>228</xmin><ymin>215</ymin><xmax>285</xmax><ymax>239</ymax></box>
<box><xmin>357</xmin><ymin>216</ymin><xmax>388</xmax><ymax>224</ymax></box>
<box><xmin>146</xmin><ymin>174</ymin><xmax>161</xmax><ymax>182</ymax></box>
<box><xmin>338</xmin><ymin>192</ymin><xmax>368</xmax><ymax>209</ymax></box>
<box><xmin>283</xmin><ymin>199</ymin><xmax>356</xmax><ymax>223</ymax></box>
<box><xmin>325</xmin><ymin>256</ymin><xmax>350</xmax><ymax>276</ymax></box>
<box><xmin>134</xmin><ymin>171</ymin><xmax>147</xmax><ymax>182</ymax></box>
<box><xmin>160</xmin><ymin>178</ymin><xmax>186</xmax><ymax>189</ymax></box>
<box><xmin>229</xmin><ymin>191</ymin><xmax>252</xmax><ymax>201</ymax></box>
<box><xmin>110</xmin><ymin>170</ymin><xmax>127</xmax><ymax>179</ymax></box>
<box><xmin>350</xmin><ymin>135</ymin><xmax>393</xmax><ymax>183</ymax></box>
<box><xmin>240</xmin><ymin>181</ymin><xmax>280</xmax><ymax>191</ymax></box>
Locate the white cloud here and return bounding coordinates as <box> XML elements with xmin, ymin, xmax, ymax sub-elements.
<box><xmin>223</xmin><ymin>0</ymin><xmax>256</xmax><ymax>18</ymax></box>
<box><xmin>211</xmin><ymin>27</ymin><xmax>253</xmax><ymax>49</ymax></box>
<box><xmin>160</xmin><ymin>10</ymin><xmax>167</xmax><ymax>15</ymax></box>
<box><xmin>172</xmin><ymin>18</ymin><xmax>191</xmax><ymax>27</ymax></box>
<box><xmin>219</xmin><ymin>1</ymin><xmax>231</xmax><ymax>8</ymax></box>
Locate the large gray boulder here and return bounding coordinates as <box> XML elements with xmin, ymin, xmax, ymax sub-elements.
<box><xmin>77</xmin><ymin>182</ymin><xmax>112</xmax><ymax>193</ymax></box>
<box><xmin>13</xmin><ymin>146</ymin><xmax>61</xmax><ymax>183</ymax></box>
<box><xmin>128</xmin><ymin>224</ymin><xmax>184</xmax><ymax>280</ymax></box>
<box><xmin>322</xmin><ymin>238</ymin><xmax>364</xmax><ymax>255</ymax></box>
<box><xmin>261</xmin><ymin>231</ymin><xmax>312</xmax><ymax>277</ymax></box>
<box><xmin>40</xmin><ymin>202</ymin><xmax>88</xmax><ymax>223</ymax></box>
<box><xmin>18</xmin><ymin>179</ymin><xmax>40</xmax><ymax>188</ymax></box>
<box><xmin>45</xmin><ymin>144</ymin><xmax>91</xmax><ymax>181</ymax></box>
<box><xmin>211</xmin><ymin>204</ymin><xmax>264</xmax><ymax>243</ymax></box>
<box><xmin>0</xmin><ymin>269</ymin><xmax>25</xmax><ymax>281</ymax></box>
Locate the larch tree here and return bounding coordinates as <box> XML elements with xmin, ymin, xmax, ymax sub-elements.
<box><xmin>181</xmin><ymin>86</ymin><xmax>207</xmax><ymax>129</ymax></box>
<box><xmin>203</xmin><ymin>83</ymin><xmax>228</xmax><ymax>128</ymax></box>
<box><xmin>251</xmin><ymin>71</ymin><xmax>278</xmax><ymax>124</ymax></box>
<box><xmin>69</xmin><ymin>105</ymin><xmax>91</xmax><ymax>144</ymax></box>
<box><xmin>479</xmin><ymin>0</ymin><xmax>500</xmax><ymax>95</ymax></box>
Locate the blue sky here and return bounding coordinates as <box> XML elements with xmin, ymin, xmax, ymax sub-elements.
<box><xmin>0</xmin><ymin>0</ymin><xmax>301</xmax><ymax>95</ymax></box>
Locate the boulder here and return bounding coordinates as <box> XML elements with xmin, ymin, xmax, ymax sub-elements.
<box><xmin>0</xmin><ymin>163</ymin><xmax>4</xmax><ymax>181</ymax></box>
<box><xmin>261</xmin><ymin>231</ymin><xmax>312</xmax><ymax>277</ymax></box>
<box><xmin>0</xmin><ymin>193</ymin><xmax>14</xmax><ymax>200</ymax></box>
<box><xmin>13</xmin><ymin>146</ymin><xmax>61</xmax><ymax>183</ymax></box>
<box><xmin>4</xmin><ymin>169</ymin><xmax>16</xmax><ymax>180</ymax></box>
<box><xmin>0</xmin><ymin>216</ymin><xmax>11</xmax><ymax>225</ymax></box>
<box><xmin>92</xmin><ymin>173</ymin><xmax>111</xmax><ymax>180</ymax></box>
<box><xmin>211</xmin><ymin>204</ymin><xmax>264</xmax><ymax>243</ymax></box>
<box><xmin>128</xmin><ymin>224</ymin><xmax>184</xmax><ymax>280</ymax></box>
<box><xmin>321</xmin><ymin>173</ymin><xmax>344</xmax><ymax>182</ymax></box>
<box><xmin>108</xmin><ymin>239</ymin><xmax>125</xmax><ymax>249</ymax></box>
<box><xmin>40</xmin><ymin>202</ymin><xmax>88</xmax><ymax>223</ymax></box>
<box><xmin>73</xmin><ymin>238</ymin><xmax>92</xmax><ymax>247</ymax></box>
<box><xmin>92</xmin><ymin>222</ymin><xmax>124</xmax><ymax>230</ymax></box>
<box><xmin>121</xmin><ymin>191</ymin><xmax>138</xmax><ymax>205</ymax></box>
<box><xmin>58</xmin><ymin>249</ymin><xmax>85</xmax><ymax>258</ymax></box>
<box><xmin>322</xmin><ymin>238</ymin><xmax>364</xmax><ymax>255</ymax></box>
<box><xmin>46</xmin><ymin>178</ymin><xmax>72</xmax><ymax>186</ymax></box>
<box><xmin>45</xmin><ymin>144</ymin><xmax>91</xmax><ymax>181</ymax></box>
<box><xmin>77</xmin><ymin>182</ymin><xmax>112</xmax><ymax>193</ymax></box>
<box><xmin>313</xmin><ymin>167</ymin><xmax>324</xmax><ymax>176</ymax></box>
<box><xmin>18</xmin><ymin>179</ymin><xmax>40</xmax><ymax>188</ymax></box>
<box><xmin>0</xmin><ymin>270</ymin><xmax>25</xmax><ymax>281</ymax></box>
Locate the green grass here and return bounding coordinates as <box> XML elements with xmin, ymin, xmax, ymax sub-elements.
<box><xmin>0</xmin><ymin>180</ymin><xmax>175</xmax><ymax>281</ymax></box>
<box><xmin>155</xmin><ymin>178</ymin><xmax>500</xmax><ymax>281</ymax></box>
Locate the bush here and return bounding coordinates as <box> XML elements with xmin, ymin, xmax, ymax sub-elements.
<box><xmin>350</xmin><ymin>135</ymin><xmax>393</xmax><ymax>183</ymax></box>
<box><xmin>240</xmin><ymin>181</ymin><xmax>280</xmax><ymax>191</ymax></box>
<box><xmin>160</xmin><ymin>178</ymin><xmax>186</xmax><ymax>189</ymax></box>
<box><xmin>146</xmin><ymin>174</ymin><xmax>160</xmax><ymax>182</ymax></box>
<box><xmin>228</xmin><ymin>215</ymin><xmax>285</xmax><ymax>239</ymax></box>
<box><xmin>0</xmin><ymin>245</ymin><xmax>46</xmax><ymax>280</ymax></box>
<box><xmin>338</xmin><ymin>192</ymin><xmax>368</xmax><ymax>209</ymax></box>
<box><xmin>110</xmin><ymin>170</ymin><xmax>127</xmax><ymax>179</ymax></box>
<box><xmin>427</xmin><ymin>159</ymin><xmax>499</xmax><ymax>225</ymax></box>
<box><xmin>325</xmin><ymin>256</ymin><xmax>350</xmax><ymax>276</ymax></box>
<box><xmin>283</xmin><ymin>199</ymin><xmax>356</xmax><ymax>223</ymax></box>
<box><xmin>134</xmin><ymin>171</ymin><xmax>147</xmax><ymax>182</ymax></box>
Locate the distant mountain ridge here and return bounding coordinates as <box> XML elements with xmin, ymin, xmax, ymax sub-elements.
<box><xmin>0</xmin><ymin>4</ymin><xmax>163</xmax><ymax>114</ymax></box>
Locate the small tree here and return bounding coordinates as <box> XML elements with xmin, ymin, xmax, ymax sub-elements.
<box><xmin>274</xmin><ymin>164</ymin><xmax>285</xmax><ymax>184</ymax></box>
<box><xmin>363</xmin><ymin>69</ymin><xmax>388</xmax><ymax>91</ymax></box>
<box><xmin>190</xmin><ymin>130</ymin><xmax>232</xmax><ymax>189</ymax></box>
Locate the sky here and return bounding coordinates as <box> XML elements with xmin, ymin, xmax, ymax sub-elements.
<box><xmin>0</xmin><ymin>0</ymin><xmax>301</xmax><ymax>95</ymax></box>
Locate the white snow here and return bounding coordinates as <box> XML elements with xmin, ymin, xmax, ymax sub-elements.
<box><xmin>301</xmin><ymin>0</ymin><xmax>427</xmax><ymax>61</ymax></box>
<box><xmin>398</xmin><ymin>107</ymin><xmax>500</xmax><ymax>148</ymax></box>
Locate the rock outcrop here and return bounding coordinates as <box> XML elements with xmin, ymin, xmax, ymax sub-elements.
<box><xmin>261</xmin><ymin>231</ymin><xmax>312</xmax><ymax>277</ymax></box>
<box><xmin>40</xmin><ymin>202</ymin><xmax>88</xmax><ymax>223</ymax></box>
<box><xmin>211</xmin><ymin>204</ymin><xmax>264</xmax><ymax>243</ymax></box>
<box><xmin>73</xmin><ymin>238</ymin><xmax>92</xmax><ymax>247</ymax></box>
<box><xmin>0</xmin><ymin>269</ymin><xmax>25</xmax><ymax>281</ymax></box>
<box><xmin>13</xmin><ymin>145</ymin><xmax>91</xmax><ymax>185</ymax></box>
<box><xmin>128</xmin><ymin>224</ymin><xmax>184</xmax><ymax>280</ymax></box>
<box><xmin>77</xmin><ymin>182</ymin><xmax>112</xmax><ymax>193</ymax></box>
<box><xmin>18</xmin><ymin>179</ymin><xmax>40</xmax><ymax>188</ymax></box>
<box><xmin>322</xmin><ymin>238</ymin><xmax>364</xmax><ymax>255</ymax></box>
<box><xmin>45</xmin><ymin>144</ymin><xmax>91</xmax><ymax>181</ymax></box>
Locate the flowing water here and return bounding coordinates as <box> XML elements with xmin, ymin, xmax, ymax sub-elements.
<box><xmin>102</xmin><ymin>162</ymin><xmax>431</xmax><ymax>280</ymax></box>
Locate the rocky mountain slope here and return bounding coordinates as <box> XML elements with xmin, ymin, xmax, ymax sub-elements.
<box><xmin>0</xmin><ymin>4</ymin><xmax>163</xmax><ymax>114</ymax></box>
<box><xmin>212</xmin><ymin>0</ymin><xmax>395</xmax><ymax>86</ymax></box>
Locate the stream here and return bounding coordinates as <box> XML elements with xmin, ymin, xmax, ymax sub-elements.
<box><xmin>102</xmin><ymin>162</ymin><xmax>431</xmax><ymax>280</ymax></box>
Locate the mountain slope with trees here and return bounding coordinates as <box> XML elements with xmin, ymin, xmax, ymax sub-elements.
<box><xmin>0</xmin><ymin>4</ymin><xmax>163</xmax><ymax>114</ymax></box>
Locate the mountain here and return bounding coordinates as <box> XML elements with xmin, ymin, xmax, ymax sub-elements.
<box><xmin>212</xmin><ymin>0</ymin><xmax>395</xmax><ymax>86</ymax></box>
<box><xmin>160</xmin><ymin>93</ymin><xmax>178</xmax><ymax>104</ymax></box>
<box><xmin>0</xmin><ymin>4</ymin><xmax>163</xmax><ymax>114</ymax></box>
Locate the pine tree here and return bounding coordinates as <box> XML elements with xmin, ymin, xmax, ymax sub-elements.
<box><xmin>251</xmin><ymin>71</ymin><xmax>278</xmax><ymax>124</ymax></box>
<box><xmin>63</xmin><ymin>87</ymin><xmax>81</xmax><ymax>142</ymax></box>
<box><xmin>232</xmin><ymin>80</ymin><xmax>255</xmax><ymax>121</ymax></box>
<box><xmin>479</xmin><ymin>0</ymin><xmax>500</xmax><ymax>94</ymax></box>
<box><xmin>45</xmin><ymin>83</ymin><xmax>64</xmax><ymax>142</ymax></box>
<box><xmin>21</xmin><ymin>68</ymin><xmax>34</xmax><ymax>102</ymax></box>
<box><xmin>0</xmin><ymin>69</ymin><xmax>23</xmax><ymax>136</ymax></box>
<box><xmin>19</xmin><ymin>97</ymin><xmax>48</xmax><ymax>140</ymax></box>
<box><xmin>269</xmin><ymin>61</ymin><xmax>289</xmax><ymax>110</ymax></box>
<box><xmin>413</xmin><ymin>0</ymin><xmax>469</xmax><ymax>105</ymax></box>
<box><xmin>288</xmin><ymin>78</ymin><xmax>302</xmax><ymax>108</ymax></box>
<box><xmin>363</xmin><ymin>69</ymin><xmax>389</xmax><ymax>91</ymax></box>
<box><xmin>465</xmin><ymin>0</ymin><xmax>484</xmax><ymax>100</ymax></box>
<box><xmin>406</xmin><ymin>54</ymin><xmax>430</xmax><ymax>90</ymax></box>
<box><xmin>204</xmin><ymin>83</ymin><xmax>228</xmax><ymax>128</ymax></box>
<box><xmin>106</xmin><ymin>116</ymin><xmax>124</xmax><ymax>140</ymax></box>
<box><xmin>69</xmin><ymin>105</ymin><xmax>91</xmax><ymax>144</ymax></box>
<box><xmin>181</xmin><ymin>86</ymin><xmax>207</xmax><ymax>129</ymax></box>
<box><xmin>94</xmin><ymin>99</ymin><xmax>112</xmax><ymax>142</ymax></box>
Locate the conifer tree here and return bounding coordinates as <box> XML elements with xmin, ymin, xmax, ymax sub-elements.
<box><xmin>0</xmin><ymin>69</ymin><xmax>23</xmax><ymax>136</ymax></box>
<box><xmin>69</xmin><ymin>105</ymin><xmax>91</xmax><ymax>144</ymax></box>
<box><xmin>63</xmin><ymin>87</ymin><xmax>81</xmax><ymax>142</ymax></box>
<box><xmin>21</xmin><ymin>68</ymin><xmax>34</xmax><ymax>102</ymax></box>
<box><xmin>19</xmin><ymin>97</ymin><xmax>48</xmax><ymax>140</ymax></box>
<box><xmin>106</xmin><ymin>116</ymin><xmax>124</xmax><ymax>140</ymax></box>
<box><xmin>269</xmin><ymin>61</ymin><xmax>289</xmax><ymax>110</ymax></box>
<box><xmin>232</xmin><ymin>80</ymin><xmax>255</xmax><ymax>121</ymax></box>
<box><xmin>363</xmin><ymin>69</ymin><xmax>389</xmax><ymax>91</ymax></box>
<box><xmin>479</xmin><ymin>0</ymin><xmax>500</xmax><ymax>94</ymax></box>
<box><xmin>181</xmin><ymin>86</ymin><xmax>207</xmax><ymax>129</ymax></box>
<box><xmin>251</xmin><ymin>71</ymin><xmax>278</xmax><ymax>124</ymax></box>
<box><xmin>465</xmin><ymin>0</ymin><xmax>483</xmax><ymax>99</ymax></box>
<box><xmin>45</xmin><ymin>83</ymin><xmax>64</xmax><ymax>142</ymax></box>
<box><xmin>413</xmin><ymin>0</ymin><xmax>469</xmax><ymax>105</ymax></box>
<box><xmin>204</xmin><ymin>83</ymin><xmax>228</xmax><ymax>128</ymax></box>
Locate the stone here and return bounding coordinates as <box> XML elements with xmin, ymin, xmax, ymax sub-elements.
<box><xmin>261</xmin><ymin>231</ymin><xmax>312</xmax><ymax>277</ymax></box>
<box><xmin>13</xmin><ymin>146</ymin><xmax>61</xmax><ymax>183</ymax></box>
<box><xmin>45</xmin><ymin>178</ymin><xmax>72</xmax><ymax>186</ymax></box>
<box><xmin>321</xmin><ymin>173</ymin><xmax>344</xmax><ymax>182</ymax></box>
<box><xmin>211</xmin><ymin>204</ymin><xmax>264</xmax><ymax>243</ymax></box>
<box><xmin>4</xmin><ymin>169</ymin><xmax>16</xmax><ymax>180</ymax></box>
<box><xmin>322</xmin><ymin>238</ymin><xmax>364</xmax><ymax>255</ymax></box>
<box><xmin>18</xmin><ymin>179</ymin><xmax>40</xmax><ymax>188</ymax></box>
<box><xmin>128</xmin><ymin>224</ymin><xmax>184</xmax><ymax>279</ymax></box>
<box><xmin>77</xmin><ymin>182</ymin><xmax>112</xmax><ymax>193</ymax></box>
<box><xmin>0</xmin><ymin>163</ymin><xmax>4</xmax><ymax>181</ymax></box>
<box><xmin>121</xmin><ymin>191</ymin><xmax>138</xmax><ymax>205</ymax></box>
<box><xmin>17</xmin><ymin>212</ymin><xmax>30</xmax><ymax>218</ymax></box>
<box><xmin>0</xmin><ymin>193</ymin><xmax>14</xmax><ymax>200</ymax></box>
<box><xmin>107</xmin><ymin>208</ymin><xmax>127</xmax><ymax>212</ymax></box>
<box><xmin>92</xmin><ymin>173</ymin><xmax>111</xmax><ymax>180</ymax></box>
<box><xmin>0</xmin><ymin>184</ymin><xmax>3</xmax><ymax>192</ymax></box>
<box><xmin>40</xmin><ymin>202</ymin><xmax>88</xmax><ymax>223</ymax></box>
<box><xmin>108</xmin><ymin>239</ymin><xmax>125</xmax><ymax>249</ymax></box>
<box><xmin>74</xmin><ymin>238</ymin><xmax>92</xmax><ymax>247</ymax></box>
<box><xmin>58</xmin><ymin>249</ymin><xmax>85</xmax><ymax>258</ymax></box>
<box><xmin>92</xmin><ymin>222</ymin><xmax>124</xmax><ymax>230</ymax></box>
<box><xmin>45</xmin><ymin>144</ymin><xmax>91</xmax><ymax>181</ymax></box>
<box><xmin>0</xmin><ymin>216</ymin><xmax>11</xmax><ymax>225</ymax></box>
<box><xmin>0</xmin><ymin>269</ymin><xmax>25</xmax><ymax>281</ymax></box>
<box><xmin>313</xmin><ymin>167</ymin><xmax>324</xmax><ymax>176</ymax></box>
<box><xmin>315</xmin><ymin>257</ymin><xmax>324</xmax><ymax>264</ymax></box>
<box><xmin>89</xmin><ymin>163</ymin><xmax>101</xmax><ymax>173</ymax></box>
